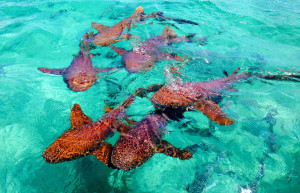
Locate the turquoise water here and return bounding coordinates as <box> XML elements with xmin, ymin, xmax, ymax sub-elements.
<box><xmin>0</xmin><ymin>0</ymin><xmax>300</xmax><ymax>192</ymax></box>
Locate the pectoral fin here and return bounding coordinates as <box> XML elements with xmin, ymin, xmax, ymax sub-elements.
<box><xmin>92</xmin><ymin>142</ymin><xmax>114</xmax><ymax>167</ymax></box>
<box><xmin>155</xmin><ymin>140</ymin><xmax>193</xmax><ymax>160</ymax></box>
<box><xmin>70</xmin><ymin>104</ymin><xmax>92</xmax><ymax>129</ymax></box>
<box><xmin>91</xmin><ymin>22</ymin><xmax>109</xmax><ymax>31</ymax></box>
<box><xmin>38</xmin><ymin>67</ymin><xmax>66</xmax><ymax>75</ymax></box>
<box><xmin>95</xmin><ymin>66</ymin><xmax>118</xmax><ymax>73</ymax></box>
<box><xmin>109</xmin><ymin>46</ymin><xmax>128</xmax><ymax>55</ymax></box>
<box><xmin>195</xmin><ymin>100</ymin><xmax>234</xmax><ymax>125</ymax></box>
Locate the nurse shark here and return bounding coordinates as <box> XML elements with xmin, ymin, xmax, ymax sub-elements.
<box><xmin>135</xmin><ymin>68</ymin><xmax>300</xmax><ymax>125</ymax></box>
<box><xmin>38</xmin><ymin>43</ymin><xmax>117</xmax><ymax>92</ymax></box>
<box><xmin>109</xmin><ymin>26</ymin><xmax>203</xmax><ymax>73</ymax></box>
<box><xmin>88</xmin><ymin>6</ymin><xmax>145</xmax><ymax>47</ymax></box>
<box><xmin>43</xmin><ymin>101</ymin><xmax>192</xmax><ymax>170</ymax></box>
<box><xmin>86</xmin><ymin>6</ymin><xmax>199</xmax><ymax>47</ymax></box>
<box><xmin>108</xmin><ymin>112</ymin><xmax>193</xmax><ymax>170</ymax></box>
<box><xmin>42</xmin><ymin>93</ymin><xmax>135</xmax><ymax>163</ymax></box>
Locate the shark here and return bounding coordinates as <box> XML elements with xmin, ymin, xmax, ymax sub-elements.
<box><xmin>89</xmin><ymin>6</ymin><xmax>145</xmax><ymax>47</ymax></box>
<box><xmin>86</xmin><ymin>6</ymin><xmax>199</xmax><ymax>47</ymax></box>
<box><xmin>90</xmin><ymin>111</ymin><xmax>193</xmax><ymax>170</ymax></box>
<box><xmin>38</xmin><ymin>42</ymin><xmax>117</xmax><ymax>92</ymax></box>
<box><xmin>43</xmin><ymin>100</ymin><xmax>193</xmax><ymax>170</ymax></box>
<box><xmin>108</xmin><ymin>112</ymin><xmax>193</xmax><ymax>170</ymax></box>
<box><xmin>42</xmin><ymin>94</ymin><xmax>136</xmax><ymax>163</ymax></box>
<box><xmin>135</xmin><ymin>68</ymin><xmax>300</xmax><ymax>125</ymax></box>
<box><xmin>109</xmin><ymin>26</ymin><xmax>200</xmax><ymax>73</ymax></box>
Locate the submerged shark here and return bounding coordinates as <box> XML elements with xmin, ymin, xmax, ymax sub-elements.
<box><xmin>38</xmin><ymin>43</ymin><xmax>117</xmax><ymax>92</ymax></box>
<box><xmin>42</xmin><ymin>94</ymin><xmax>135</xmax><ymax>163</ymax></box>
<box><xmin>109</xmin><ymin>112</ymin><xmax>193</xmax><ymax>170</ymax></box>
<box><xmin>136</xmin><ymin>68</ymin><xmax>300</xmax><ymax>125</ymax></box>
<box><xmin>86</xmin><ymin>6</ymin><xmax>199</xmax><ymax>47</ymax></box>
<box><xmin>109</xmin><ymin>26</ymin><xmax>199</xmax><ymax>73</ymax></box>
<box><xmin>89</xmin><ymin>6</ymin><xmax>145</xmax><ymax>47</ymax></box>
<box><xmin>90</xmin><ymin>111</ymin><xmax>193</xmax><ymax>170</ymax></box>
<box><xmin>43</xmin><ymin>100</ymin><xmax>192</xmax><ymax>170</ymax></box>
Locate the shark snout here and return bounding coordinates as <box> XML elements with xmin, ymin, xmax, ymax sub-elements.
<box><xmin>66</xmin><ymin>75</ymin><xmax>98</xmax><ymax>92</ymax></box>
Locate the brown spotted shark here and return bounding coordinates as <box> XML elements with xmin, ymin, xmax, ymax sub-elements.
<box><xmin>89</xmin><ymin>6</ymin><xmax>145</xmax><ymax>47</ymax></box>
<box><xmin>109</xmin><ymin>26</ymin><xmax>197</xmax><ymax>73</ymax></box>
<box><xmin>38</xmin><ymin>43</ymin><xmax>117</xmax><ymax>92</ymax></box>
<box><xmin>43</xmin><ymin>99</ymin><xmax>193</xmax><ymax>170</ymax></box>
<box><xmin>110</xmin><ymin>112</ymin><xmax>192</xmax><ymax>170</ymax></box>
<box><xmin>91</xmin><ymin>111</ymin><xmax>193</xmax><ymax>170</ymax></box>
<box><xmin>42</xmin><ymin>94</ymin><xmax>135</xmax><ymax>163</ymax></box>
<box><xmin>136</xmin><ymin>68</ymin><xmax>300</xmax><ymax>125</ymax></box>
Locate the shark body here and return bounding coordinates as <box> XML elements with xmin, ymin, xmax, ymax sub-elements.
<box><xmin>38</xmin><ymin>44</ymin><xmax>116</xmax><ymax>92</ymax></box>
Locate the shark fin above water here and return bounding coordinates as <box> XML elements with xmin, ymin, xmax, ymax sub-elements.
<box><xmin>70</xmin><ymin>104</ymin><xmax>93</xmax><ymax>129</ymax></box>
<box><xmin>133</xmin><ymin>6</ymin><xmax>144</xmax><ymax>15</ymax></box>
<box><xmin>161</xmin><ymin>26</ymin><xmax>177</xmax><ymax>39</ymax></box>
<box><xmin>91</xmin><ymin>142</ymin><xmax>114</xmax><ymax>167</ymax></box>
<box><xmin>38</xmin><ymin>67</ymin><xmax>66</xmax><ymax>75</ymax></box>
<box><xmin>195</xmin><ymin>99</ymin><xmax>234</xmax><ymax>125</ymax></box>
<box><xmin>91</xmin><ymin>22</ymin><xmax>109</xmax><ymax>32</ymax></box>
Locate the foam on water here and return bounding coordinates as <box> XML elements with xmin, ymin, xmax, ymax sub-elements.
<box><xmin>0</xmin><ymin>0</ymin><xmax>299</xmax><ymax>192</ymax></box>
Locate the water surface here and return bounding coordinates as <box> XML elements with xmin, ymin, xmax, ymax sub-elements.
<box><xmin>0</xmin><ymin>0</ymin><xmax>299</xmax><ymax>192</ymax></box>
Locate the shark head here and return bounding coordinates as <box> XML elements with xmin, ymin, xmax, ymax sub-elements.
<box><xmin>65</xmin><ymin>74</ymin><xmax>98</xmax><ymax>92</ymax></box>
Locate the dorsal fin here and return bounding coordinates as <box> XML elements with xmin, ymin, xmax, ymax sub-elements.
<box><xmin>104</xmin><ymin>106</ymin><xmax>114</xmax><ymax>113</ymax></box>
<box><xmin>70</xmin><ymin>104</ymin><xmax>92</xmax><ymax>129</ymax></box>
<box><xmin>133</xmin><ymin>6</ymin><xmax>144</xmax><ymax>14</ymax></box>
<box><xmin>91</xmin><ymin>22</ymin><xmax>109</xmax><ymax>32</ymax></box>
<box><xmin>161</xmin><ymin>26</ymin><xmax>177</xmax><ymax>39</ymax></box>
<box><xmin>109</xmin><ymin>46</ymin><xmax>128</xmax><ymax>55</ymax></box>
<box><xmin>92</xmin><ymin>142</ymin><xmax>114</xmax><ymax>167</ymax></box>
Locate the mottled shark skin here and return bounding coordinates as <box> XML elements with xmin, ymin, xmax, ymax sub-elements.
<box><xmin>138</xmin><ymin>68</ymin><xmax>300</xmax><ymax>125</ymax></box>
<box><xmin>109</xmin><ymin>26</ymin><xmax>193</xmax><ymax>73</ymax></box>
<box><xmin>89</xmin><ymin>6</ymin><xmax>145</xmax><ymax>47</ymax></box>
<box><xmin>110</xmin><ymin>113</ymin><xmax>193</xmax><ymax>170</ymax></box>
<box><xmin>38</xmin><ymin>44</ymin><xmax>117</xmax><ymax>92</ymax></box>
<box><xmin>42</xmin><ymin>94</ymin><xmax>135</xmax><ymax>163</ymax></box>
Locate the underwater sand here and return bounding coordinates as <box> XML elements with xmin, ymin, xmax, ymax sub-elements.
<box><xmin>0</xmin><ymin>0</ymin><xmax>299</xmax><ymax>192</ymax></box>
